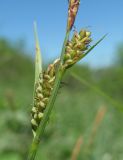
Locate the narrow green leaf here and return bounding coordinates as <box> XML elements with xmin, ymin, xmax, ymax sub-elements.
<box><xmin>79</xmin><ymin>34</ymin><xmax>108</xmax><ymax>61</ymax></box>
<box><xmin>34</xmin><ymin>21</ymin><xmax>42</xmax><ymax>83</ymax></box>
<box><xmin>71</xmin><ymin>72</ymin><xmax>123</xmax><ymax>112</ymax></box>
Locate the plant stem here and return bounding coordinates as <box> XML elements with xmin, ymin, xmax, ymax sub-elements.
<box><xmin>27</xmin><ymin>31</ymin><xmax>70</xmax><ymax>160</ymax></box>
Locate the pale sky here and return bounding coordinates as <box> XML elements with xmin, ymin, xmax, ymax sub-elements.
<box><xmin>0</xmin><ymin>0</ymin><xmax>123</xmax><ymax>67</ymax></box>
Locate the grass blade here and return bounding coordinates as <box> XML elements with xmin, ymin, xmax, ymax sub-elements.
<box><xmin>71</xmin><ymin>72</ymin><xmax>123</xmax><ymax>112</ymax></box>
<box><xmin>34</xmin><ymin>21</ymin><xmax>42</xmax><ymax>83</ymax></box>
<box><xmin>79</xmin><ymin>34</ymin><xmax>108</xmax><ymax>61</ymax></box>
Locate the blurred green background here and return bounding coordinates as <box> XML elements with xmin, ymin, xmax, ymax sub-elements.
<box><xmin>0</xmin><ymin>38</ymin><xmax>123</xmax><ymax>160</ymax></box>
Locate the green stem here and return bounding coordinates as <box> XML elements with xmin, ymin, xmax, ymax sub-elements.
<box><xmin>27</xmin><ymin>31</ymin><xmax>70</xmax><ymax>160</ymax></box>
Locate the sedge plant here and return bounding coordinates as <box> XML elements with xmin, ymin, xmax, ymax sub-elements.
<box><xmin>27</xmin><ymin>0</ymin><xmax>106</xmax><ymax>159</ymax></box>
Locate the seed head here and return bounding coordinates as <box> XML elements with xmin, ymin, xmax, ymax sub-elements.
<box><xmin>63</xmin><ymin>29</ymin><xmax>91</xmax><ymax>68</ymax></box>
<box><xmin>31</xmin><ymin>58</ymin><xmax>60</xmax><ymax>136</ymax></box>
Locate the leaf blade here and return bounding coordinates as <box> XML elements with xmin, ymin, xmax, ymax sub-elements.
<box><xmin>79</xmin><ymin>34</ymin><xmax>108</xmax><ymax>61</ymax></box>
<box><xmin>34</xmin><ymin>21</ymin><xmax>42</xmax><ymax>83</ymax></box>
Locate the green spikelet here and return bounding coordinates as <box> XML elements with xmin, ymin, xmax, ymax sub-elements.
<box><xmin>63</xmin><ymin>29</ymin><xmax>92</xmax><ymax>68</ymax></box>
<box><xmin>31</xmin><ymin>59</ymin><xmax>60</xmax><ymax>136</ymax></box>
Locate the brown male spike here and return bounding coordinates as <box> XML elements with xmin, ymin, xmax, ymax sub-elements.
<box><xmin>67</xmin><ymin>0</ymin><xmax>80</xmax><ymax>31</ymax></box>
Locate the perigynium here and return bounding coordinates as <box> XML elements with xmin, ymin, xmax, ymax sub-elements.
<box><xmin>27</xmin><ymin>0</ymin><xmax>106</xmax><ymax>159</ymax></box>
<box><xmin>31</xmin><ymin>58</ymin><xmax>60</xmax><ymax>136</ymax></box>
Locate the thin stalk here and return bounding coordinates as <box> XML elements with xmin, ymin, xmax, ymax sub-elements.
<box><xmin>71</xmin><ymin>136</ymin><xmax>83</xmax><ymax>160</ymax></box>
<box><xmin>27</xmin><ymin>31</ymin><xmax>70</xmax><ymax>160</ymax></box>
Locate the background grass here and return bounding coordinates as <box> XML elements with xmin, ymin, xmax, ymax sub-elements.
<box><xmin>0</xmin><ymin>38</ymin><xmax>123</xmax><ymax>160</ymax></box>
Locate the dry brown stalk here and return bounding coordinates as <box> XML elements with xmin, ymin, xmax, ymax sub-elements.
<box><xmin>87</xmin><ymin>106</ymin><xmax>107</xmax><ymax>148</ymax></box>
<box><xmin>71</xmin><ymin>136</ymin><xmax>83</xmax><ymax>160</ymax></box>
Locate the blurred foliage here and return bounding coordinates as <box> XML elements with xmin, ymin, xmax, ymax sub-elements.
<box><xmin>0</xmin><ymin>38</ymin><xmax>123</xmax><ymax>159</ymax></box>
<box><xmin>115</xmin><ymin>44</ymin><xmax>123</xmax><ymax>66</ymax></box>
